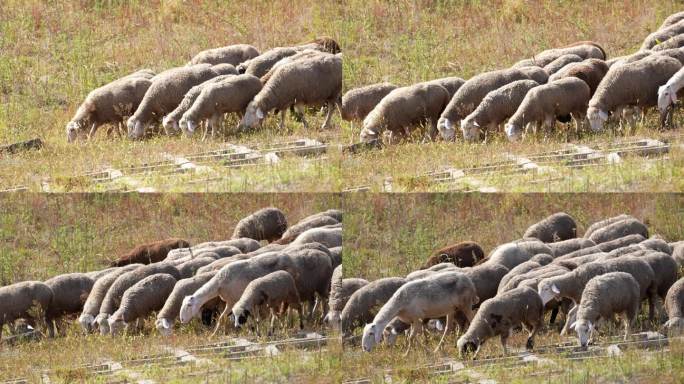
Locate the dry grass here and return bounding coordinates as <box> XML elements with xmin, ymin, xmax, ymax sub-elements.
<box><xmin>1</xmin><ymin>1</ymin><xmax>683</xmax><ymax>191</ymax></box>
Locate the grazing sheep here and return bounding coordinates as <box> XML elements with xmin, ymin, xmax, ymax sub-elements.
<box><xmin>189</xmin><ymin>44</ymin><xmax>260</xmax><ymax>66</ymax></box>
<box><xmin>239</xmin><ymin>47</ymin><xmax>301</xmax><ymax>77</ymax></box>
<box><xmin>584</xmin><ymin>214</ymin><xmax>636</xmax><ymax>238</ymax></box>
<box><xmin>558</xmin><ymin>234</ymin><xmax>646</xmax><ymax>261</ymax></box>
<box><xmin>232</xmin><ymin>207</ymin><xmax>288</xmax><ymax>243</ymax></box>
<box><xmin>127</xmin><ymin>64</ymin><xmax>231</xmax><ymax>139</ymax></box>
<box><xmin>570</xmin><ymin>272</ymin><xmax>640</xmax><ymax>347</ymax></box>
<box><xmin>361</xmin><ymin>271</ymin><xmax>478</xmax><ymax>354</ymax></box>
<box><xmin>652</xmin><ymin>35</ymin><xmax>684</xmax><ymax>52</ymax></box>
<box><xmin>276</xmin><ymin>214</ymin><xmax>340</xmax><ymax>244</ymax></box>
<box><xmin>44</xmin><ymin>273</ymin><xmax>95</xmax><ymax>337</ymax></box>
<box><xmin>504</xmin><ymin>77</ymin><xmax>591</xmax><ymax>141</ymax></box>
<box><xmin>437</xmin><ymin>67</ymin><xmax>548</xmax><ymax>140</ymax></box>
<box><xmin>422</xmin><ymin>241</ymin><xmax>485</xmax><ymax>269</ymax></box>
<box><xmin>340</xmin><ymin>277</ymin><xmax>406</xmax><ymax>338</ymax></box>
<box><xmin>180</xmin><ymin>245</ymin><xmax>332</xmax><ymax>334</ymax></box>
<box><xmin>176</xmin><ymin>257</ymin><xmax>217</xmax><ymax>279</ymax></box>
<box><xmin>162</xmin><ymin>74</ymin><xmax>235</xmax><ymax>134</ymax></box>
<box><xmin>340</xmin><ymin>83</ymin><xmax>398</xmax><ymax>122</ymax></box>
<box><xmin>108</xmin><ymin>273</ymin><xmax>177</xmax><ymax>335</ymax></box>
<box><xmin>641</xmin><ymin>20</ymin><xmax>684</xmax><ymax>50</ymax></box>
<box><xmin>657</xmin><ymin>66</ymin><xmax>684</xmax><ymax>120</ymax></box>
<box><xmin>79</xmin><ymin>264</ymin><xmax>142</xmax><ymax>333</ymax></box>
<box><xmin>232</xmin><ymin>270</ymin><xmax>304</xmax><ymax>332</ymax></box>
<box><xmin>549</xmin><ymin>58</ymin><xmax>609</xmax><ymax>96</ymax></box>
<box><xmin>460</xmin><ymin>79</ymin><xmax>539</xmax><ymax>142</ymax></box>
<box><xmin>359</xmin><ymin>82</ymin><xmax>450</xmax><ymax>143</ymax></box>
<box><xmin>486</xmin><ymin>243</ymin><xmax>539</xmax><ymax>270</ymax></box>
<box><xmin>640</xmin><ymin>251</ymin><xmax>679</xmax><ymax>303</ymax></box>
<box><xmin>465</xmin><ymin>263</ymin><xmax>510</xmax><ymax>303</ymax></box>
<box><xmin>238</xmin><ymin>53</ymin><xmax>342</xmax><ymax>131</ymax></box>
<box><xmin>0</xmin><ymin>281</ymin><xmax>53</xmax><ymax>340</ymax></box>
<box><xmin>513</xmin><ymin>42</ymin><xmax>607</xmax><ymax>68</ymax></box>
<box><xmin>523</xmin><ymin>212</ymin><xmax>578</xmax><ymax>243</ymax></box>
<box><xmin>544</xmin><ymin>54</ymin><xmax>584</xmax><ymax>76</ymax></box>
<box><xmin>423</xmin><ymin>77</ymin><xmax>466</xmax><ymax>98</ymax></box>
<box><xmin>457</xmin><ymin>287</ymin><xmax>544</xmax><ymax>357</ymax></box>
<box><xmin>587</xmin><ymin>55</ymin><xmax>682</xmax><ymax>132</ymax></box>
<box><xmin>588</xmin><ymin>218</ymin><xmax>649</xmax><ymax>244</ymax></box>
<box><xmin>96</xmin><ymin>263</ymin><xmax>181</xmax><ymax>335</ymax></box>
<box><xmin>290</xmin><ymin>226</ymin><xmax>342</xmax><ymax>248</ymax></box>
<box><xmin>640</xmin><ymin>237</ymin><xmax>673</xmax><ymax>255</ymax></box>
<box><xmin>664</xmin><ymin>277</ymin><xmax>684</xmax><ymax>333</ymax></box>
<box><xmin>66</xmin><ymin>75</ymin><xmax>152</xmax><ymax>142</ymax></box>
<box><xmin>296</xmin><ymin>36</ymin><xmax>342</xmax><ymax>54</ymax></box>
<box><xmin>548</xmin><ymin>238</ymin><xmax>596</xmax><ymax>257</ymax></box>
<box><xmin>156</xmin><ymin>272</ymin><xmax>217</xmax><ymax>336</ymax></box>
<box><xmin>324</xmin><ymin>266</ymin><xmax>369</xmax><ymax>328</ymax></box>
<box><xmin>499</xmin><ymin>264</ymin><xmax>570</xmax><ymax>294</ymax></box>
<box><xmin>110</xmin><ymin>238</ymin><xmax>190</xmax><ymax>267</ymax></box>
<box><xmin>180</xmin><ymin>74</ymin><xmax>262</xmax><ymax>139</ymax></box>
<box><xmin>498</xmin><ymin>258</ymin><xmax>553</xmax><ymax>294</ymax></box>
<box><xmin>220</xmin><ymin>238</ymin><xmax>262</xmax><ymax>253</ymax></box>
<box><xmin>259</xmin><ymin>49</ymin><xmax>330</xmax><ymax>85</ymax></box>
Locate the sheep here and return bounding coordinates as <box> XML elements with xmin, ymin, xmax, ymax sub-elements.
<box><xmin>189</xmin><ymin>44</ymin><xmax>260</xmax><ymax>66</ymax></box>
<box><xmin>523</xmin><ymin>212</ymin><xmax>578</xmax><ymax>243</ymax></box>
<box><xmin>165</xmin><ymin>243</ymin><xmax>244</xmax><ymax>263</ymax></box>
<box><xmin>161</xmin><ymin>74</ymin><xmax>235</xmax><ymax>134</ymax></box>
<box><xmin>640</xmin><ymin>251</ymin><xmax>679</xmax><ymax>305</ymax></box>
<box><xmin>156</xmin><ymin>272</ymin><xmax>217</xmax><ymax>336</ymax></box>
<box><xmin>238</xmin><ymin>53</ymin><xmax>342</xmax><ymax>131</ymax></box>
<box><xmin>259</xmin><ymin>49</ymin><xmax>329</xmax><ymax>85</ymax></box>
<box><xmin>180</xmin><ymin>74</ymin><xmax>262</xmax><ymax>139</ymax></box>
<box><xmin>276</xmin><ymin>214</ymin><xmax>340</xmax><ymax>244</ymax></box>
<box><xmin>361</xmin><ymin>271</ymin><xmax>478</xmax><ymax>354</ymax></box>
<box><xmin>516</xmin><ymin>239</ymin><xmax>554</xmax><ymax>257</ymax></box>
<box><xmin>340</xmin><ymin>83</ymin><xmax>398</xmax><ymax>122</ymax></box>
<box><xmin>232</xmin><ymin>270</ymin><xmax>304</xmax><ymax>332</ymax></box>
<box><xmin>423</xmin><ymin>77</ymin><xmax>466</xmax><ymax>98</ymax></box>
<box><xmin>0</xmin><ymin>281</ymin><xmax>53</xmax><ymax>340</ymax></box>
<box><xmin>465</xmin><ymin>263</ymin><xmax>510</xmax><ymax>303</ymax></box>
<box><xmin>544</xmin><ymin>54</ymin><xmax>584</xmax><ymax>76</ymax></box>
<box><xmin>220</xmin><ymin>238</ymin><xmax>262</xmax><ymax>253</ymax></box>
<box><xmin>127</xmin><ymin>64</ymin><xmax>234</xmax><ymax>139</ymax></box>
<box><xmin>329</xmin><ymin>246</ymin><xmax>342</xmax><ymax>269</ymax></box>
<box><xmin>664</xmin><ymin>277</ymin><xmax>684</xmax><ymax>333</ymax></box>
<box><xmin>96</xmin><ymin>263</ymin><xmax>181</xmax><ymax>335</ymax></box>
<box><xmin>239</xmin><ymin>47</ymin><xmax>301</xmax><ymax>77</ymax></box>
<box><xmin>657</xmin><ymin>65</ymin><xmax>684</xmax><ymax>120</ymax></box>
<box><xmin>296</xmin><ymin>36</ymin><xmax>342</xmax><ymax>54</ymax></box>
<box><xmin>558</xmin><ymin>234</ymin><xmax>646</xmax><ymax>260</ymax></box>
<box><xmin>422</xmin><ymin>241</ymin><xmax>485</xmax><ymax>269</ymax></box>
<box><xmin>340</xmin><ymin>277</ymin><xmax>406</xmax><ymax>338</ymax></box>
<box><xmin>548</xmin><ymin>58</ymin><xmax>609</xmax><ymax>96</ymax></box>
<box><xmin>652</xmin><ymin>35</ymin><xmax>684</xmax><ymax>52</ymax></box>
<box><xmin>499</xmin><ymin>264</ymin><xmax>570</xmax><ymax>294</ymax></box>
<box><xmin>457</xmin><ymin>286</ymin><xmax>544</xmax><ymax>357</ymax></box>
<box><xmin>290</xmin><ymin>226</ymin><xmax>342</xmax><ymax>248</ymax></box>
<box><xmin>108</xmin><ymin>273</ymin><xmax>177</xmax><ymax>335</ymax></box>
<box><xmin>498</xmin><ymin>259</ymin><xmax>552</xmax><ymax>294</ymax></box>
<box><xmin>513</xmin><ymin>42</ymin><xmax>607</xmax><ymax>68</ymax></box>
<box><xmin>66</xmin><ymin>75</ymin><xmax>153</xmax><ymax>142</ymax></box>
<box><xmin>84</xmin><ymin>267</ymin><xmax>118</xmax><ymax>282</ymax></box>
<box><xmin>324</xmin><ymin>266</ymin><xmax>369</xmax><ymax>329</ymax></box>
<box><xmin>232</xmin><ymin>207</ymin><xmax>288</xmax><ymax>242</ymax></box>
<box><xmin>641</xmin><ymin>20</ymin><xmax>684</xmax><ymax>50</ymax></box>
<box><xmin>587</xmin><ymin>55</ymin><xmax>682</xmax><ymax>132</ymax></box>
<box><xmin>587</xmin><ymin>218</ymin><xmax>649</xmax><ymax>244</ymax></box>
<box><xmin>570</xmin><ymin>272</ymin><xmax>640</xmax><ymax>347</ymax></box>
<box><xmin>673</xmin><ymin>242</ymin><xmax>684</xmax><ymax>267</ymax></box>
<box><xmin>176</xmin><ymin>256</ymin><xmax>217</xmax><ymax>279</ymax></box>
<box><xmin>78</xmin><ymin>264</ymin><xmax>142</xmax><ymax>333</ymax></box>
<box><xmin>504</xmin><ymin>77</ymin><xmax>591</xmax><ymax>141</ymax></box>
<box><xmin>437</xmin><ymin>67</ymin><xmax>548</xmax><ymax>140</ymax></box>
<box><xmin>548</xmin><ymin>238</ymin><xmax>596</xmax><ymax>257</ymax></box>
<box><xmin>180</xmin><ymin>244</ymin><xmax>332</xmax><ymax>334</ymax></box>
<box><xmin>640</xmin><ymin>237</ymin><xmax>673</xmax><ymax>255</ymax></box>
<box><xmin>358</xmin><ymin>82</ymin><xmax>450</xmax><ymax>143</ymax></box>
<box><xmin>486</xmin><ymin>243</ymin><xmax>539</xmax><ymax>270</ymax></box>
<box><xmin>110</xmin><ymin>238</ymin><xmax>190</xmax><ymax>267</ymax></box>
<box><xmin>44</xmin><ymin>273</ymin><xmax>95</xmax><ymax>337</ymax></box>
<box><xmin>585</xmin><ymin>215</ymin><xmax>637</xmax><ymax>238</ymax></box>
<box><xmin>459</xmin><ymin>79</ymin><xmax>539</xmax><ymax>142</ymax></box>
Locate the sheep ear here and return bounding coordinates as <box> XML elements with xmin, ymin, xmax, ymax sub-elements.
<box><xmin>569</xmin><ymin>321</ymin><xmax>577</xmax><ymax>330</ymax></box>
<box><xmin>598</xmin><ymin>110</ymin><xmax>609</xmax><ymax>121</ymax></box>
<box><xmin>551</xmin><ymin>284</ymin><xmax>560</xmax><ymax>294</ymax></box>
<box><xmin>587</xmin><ymin>321</ymin><xmax>594</xmax><ymax>331</ymax></box>
<box><xmin>256</xmin><ymin>108</ymin><xmax>264</xmax><ymax>119</ymax></box>
<box><xmin>472</xmin><ymin>121</ymin><xmax>480</xmax><ymax>128</ymax></box>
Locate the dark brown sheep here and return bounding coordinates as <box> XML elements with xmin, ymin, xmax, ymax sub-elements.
<box><xmin>422</xmin><ymin>241</ymin><xmax>485</xmax><ymax>269</ymax></box>
<box><xmin>110</xmin><ymin>238</ymin><xmax>190</xmax><ymax>267</ymax></box>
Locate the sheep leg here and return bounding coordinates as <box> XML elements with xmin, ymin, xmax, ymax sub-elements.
<box><xmin>549</xmin><ymin>306</ymin><xmax>559</xmax><ymax>325</ymax></box>
<box><xmin>211</xmin><ymin>305</ymin><xmax>231</xmax><ymax>337</ymax></box>
<box><xmin>87</xmin><ymin>122</ymin><xmax>101</xmax><ymax>140</ymax></box>
<box><xmin>434</xmin><ymin>314</ymin><xmax>454</xmax><ymax>353</ymax></box>
<box><xmin>623</xmin><ymin>317</ymin><xmax>631</xmax><ymax>341</ymax></box>
<box><xmin>500</xmin><ymin>333</ymin><xmax>509</xmax><ymax>356</ymax></box>
<box><xmin>404</xmin><ymin>320</ymin><xmax>423</xmax><ymax>357</ymax></box>
<box><xmin>295</xmin><ymin>104</ymin><xmax>309</xmax><ymax>130</ymax></box>
<box><xmin>525</xmin><ymin>322</ymin><xmax>538</xmax><ymax>350</ymax></box>
<box><xmin>321</xmin><ymin>101</ymin><xmax>335</xmax><ymax>130</ymax></box>
<box><xmin>297</xmin><ymin>305</ymin><xmax>304</xmax><ymax>330</ymax></box>
<box><xmin>561</xmin><ymin>305</ymin><xmax>578</xmax><ymax>336</ymax></box>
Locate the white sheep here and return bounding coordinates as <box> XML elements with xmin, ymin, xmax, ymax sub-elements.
<box><xmin>569</xmin><ymin>272</ymin><xmax>640</xmax><ymax>347</ymax></box>
<box><xmin>108</xmin><ymin>273</ymin><xmax>177</xmax><ymax>335</ymax></box>
<box><xmin>324</xmin><ymin>265</ymin><xmax>369</xmax><ymax>329</ymax></box>
<box><xmin>657</xmin><ymin>66</ymin><xmax>684</xmax><ymax>121</ymax></box>
<box><xmin>188</xmin><ymin>44</ymin><xmax>260</xmax><ymax>66</ymax></box>
<box><xmin>361</xmin><ymin>271</ymin><xmax>478</xmax><ymax>355</ymax></box>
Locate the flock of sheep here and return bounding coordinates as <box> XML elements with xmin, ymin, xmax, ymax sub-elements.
<box><xmin>0</xmin><ymin>207</ymin><xmax>343</xmax><ymax>341</ymax></box>
<box><xmin>66</xmin><ymin>10</ymin><xmax>684</xmax><ymax>145</ymax></box>
<box><xmin>339</xmin><ymin>212</ymin><xmax>684</xmax><ymax>358</ymax></box>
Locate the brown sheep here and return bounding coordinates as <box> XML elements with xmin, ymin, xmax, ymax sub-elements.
<box><xmin>110</xmin><ymin>238</ymin><xmax>190</xmax><ymax>267</ymax></box>
<box><xmin>422</xmin><ymin>241</ymin><xmax>485</xmax><ymax>269</ymax></box>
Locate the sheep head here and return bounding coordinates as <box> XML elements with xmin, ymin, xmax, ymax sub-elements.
<box><xmin>460</xmin><ymin>117</ymin><xmax>480</xmax><ymax>142</ymax></box>
<box><xmin>127</xmin><ymin>116</ymin><xmax>147</xmax><ymax>139</ymax></box>
<box><xmin>658</xmin><ymin>84</ymin><xmax>677</xmax><ymax>114</ymax></box>
<box><xmin>78</xmin><ymin>313</ymin><xmax>95</xmax><ymax>333</ymax></box>
<box><xmin>238</xmin><ymin>101</ymin><xmax>264</xmax><ymax>131</ymax></box>
<box><xmin>437</xmin><ymin>117</ymin><xmax>456</xmax><ymax>141</ymax></box>
<box><xmin>179</xmin><ymin>295</ymin><xmax>201</xmax><ymax>323</ymax></box>
<box><xmin>537</xmin><ymin>280</ymin><xmax>560</xmax><ymax>305</ymax></box>
<box><xmin>504</xmin><ymin>122</ymin><xmax>522</xmax><ymax>142</ymax></box>
<box><xmin>155</xmin><ymin>318</ymin><xmax>173</xmax><ymax>336</ymax></box>
<box><xmin>361</xmin><ymin>323</ymin><xmax>381</xmax><ymax>352</ymax></box>
<box><xmin>457</xmin><ymin>334</ymin><xmax>481</xmax><ymax>358</ymax></box>
<box><xmin>108</xmin><ymin>315</ymin><xmax>125</xmax><ymax>336</ymax></box>
<box><xmin>233</xmin><ymin>308</ymin><xmax>251</xmax><ymax>328</ymax></box>
<box><xmin>162</xmin><ymin>114</ymin><xmax>180</xmax><ymax>134</ymax></box>
<box><xmin>570</xmin><ymin>319</ymin><xmax>593</xmax><ymax>348</ymax></box>
<box><xmin>587</xmin><ymin>106</ymin><xmax>608</xmax><ymax>132</ymax></box>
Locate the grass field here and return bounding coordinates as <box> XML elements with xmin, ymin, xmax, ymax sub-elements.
<box><xmin>1</xmin><ymin>1</ymin><xmax>684</xmax><ymax>192</ymax></box>
<box><xmin>0</xmin><ymin>193</ymin><xmax>344</xmax><ymax>382</ymax></box>
<box><xmin>342</xmin><ymin>193</ymin><xmax>684</xmax><ymax>383</ymax></box>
